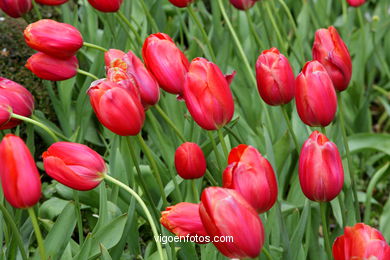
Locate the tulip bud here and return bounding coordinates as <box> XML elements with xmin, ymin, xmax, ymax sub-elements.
<box><xmin>223</xmin><ymin>144</ymin><xmax>278</xmax><ymax>213</ymax></box>
<box><xmin>229</xmin><ymin>0</ymin><xmax>257</xmax><ymax>10</ymax></box>
<box><xmin>87</xmin><ymin>0</ymin><xmax>123</xmax><ymax>12</ymax></box>
<box><xmin>24</xmin><ymin>19</ymin><xmax>83</xmax><ymax>59</ymax></box>
<box><xmin>0</xmin><ymin>77</ymin><xmax>34</xmax><ymax>130</ymax></box>
<box><xmin>168</xmin><ymin>0</ymin><xmax>194</xmax><ymax>8</ymax></box>
<box><xmin>256</xmin><ymin>48</ymin><xmax>295</xmax><ymax>106</ymax></box>
<box><xmin>106</xmin><ymin>67</ymin><xmax>140</xmax><ymax>98</ymax></box>
<box><xmin>104</xmin><ymin>49</ymin><xmax>127</xmax><ymax>71</ymax></box>
<box><xmin>175</xmin><ymin>142</ymin><xmax>206</xmax><ymax>179</ymax></box>
<box><xmin>0</xmin><ymin>0</ymin><xmax>32</xmax><ymax>18</ymax></box>
<box><xmin>183</xmin><ymin>57</ymin><xmax>235</xmax><ymax>130</ymax></box>
<box><xmin>346</xmin><ymin>0</ymin><xmax>365</xmax><ymax>7</ymax></box>
<box><xmin>87</xmin><ymin>79</ymin><xmax>145</xmax><ymax>136</ymax></box>
<box><xmin>199</xmin><ymin>187</ymin><xmax>264</xmax><ymax>258</ymax></box>
<box><xmin>295</xmin><ymin>61</ymin><xmax>337</xmax><ymax>127</ymax></box>
<box><xmin>26</xmin><ymin>53</ymin><xmax>78</xmax><ymax>81</ymax></box>
<box><xmin>333</xmin><ymin>223</ymin><xmax>390</xmax><ymax>260</ymax></box>
<box><xmin>312</xmin><ymin>26</ymin><xmax>352</xmax><ymax>91</ymax></box>
<box><xmin>42</xmin><ymin>142</ymin><xmax>106</xmax><ymax>191</ymax></box>
<box><xmin>0</xmin><ymin>101</ymin><xmax>11</xmax><ymax>128</ymax></box>
<box><xmin>35</xmin><ymin>0</ymin><xmax>68</xmax><ymax>5</ymax></box>
<box><xmin>161</xmin><ymin>202</ymin><xmax>209</xmax><ymax>241</ymax></box>
<box><xmin>142</xmin><ymin>33</ymin><xmax>190</xmax><ymax>95</ymax></box>
<box><xmin>299</xmin><ymin>131</ymin><xmax>344</xmax><ymax>202</ymax></box>
<box><xmin>0</xmin><ymin>134</ymin><xmax>41</xmax><ymax>208</ymax></box>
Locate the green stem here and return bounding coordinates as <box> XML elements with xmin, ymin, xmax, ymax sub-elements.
<box><xmin>320</xmin><ymin>203</ymin><xmax>332</xmax><ymax>260</ymax></box>
<box><xmin>321</xmin><ymin>126</ymin><xmax>327</xmax><ymax>136</ymax></box>
<box><xmin>217</xmin><ymin>128</ymin><xmax>229</xmax><ymax>158</ymax></box>
<box><xmin>205</xmin><ymin>169</ymin><xmax>219</xmax><ymax>186</ymax></box>
<box><xmin>32</xmin><ymin>0</ymin><xmax>42</xmax><ymax>20</ymax></box>
<box><xmin>73</xmin><ymin>190</ymin><xmax>84</xmax><ymax>244</ymax></box>
<box><xmin>154</xmin><ymin>105</ymin><xmax>186</xmax><ymax>142</ymax></box>
<box><xmin>27</xmin><ymin>208</ymin><xmax>46</xmax><ymax>260</ymax></box>
<box><xmin>245</xmin><ymin>10</ymin><xmax>265</xmax><ymax>50</ymax></box>
<box><xmin>116</xmin><ymin>11</ymin><xmax>143</xmax><ymax>46</ymax></box>
<box><xmin>139</xmin><ymin>0</ymin><xmax>159</xmax><ymax>32</ymax></box>
<box><xmin>207</xmin><ymin>131</ymin><xmax>223</xmax><ymax>172</ymax></box>
<box><xmin>281</xmin><ymin>105</ymin><xmax>300</xmax><ymax>153</ymax></box>
<box><xmin>262</xmin><ymin>246</ymin><xmax>273</xmax><ymax>260</ymax></box>
<box><xmin>77</xmin><ymin>69</ymin><xmax>99</xmax><ymax>81</ymax></box>
<box><xmin>191</xmin><ymin>180</ymin><xmax>199</xmax><ymax>202</ymax></box>
<box><xmin>264</xmin><ymin>1</ymin><xmax>287</xmax><ymax>53</ymax></box>
<box><xmin>83</xmin><ymin>42</ymin><xmax>108</xmax><ymax>52</ymax></box>
<box><xmin>341</xmin><ymin>0</ymin><xmax>348</xmax><ymax>23</ymax></box>
<box><xmin>104</xmin><ymin>175</ymin><xmax>165</xmax><ymax>260</ymax></box>
<box><xmin>0</xmin><ymin>204</ymin><xmax>28</xmax><ymax>260</ymax></box>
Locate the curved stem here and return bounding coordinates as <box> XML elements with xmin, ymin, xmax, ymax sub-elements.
<box><xmin>0</xmin><ymin>204</ymin><xmax>28</xmax><ymax>260</ymax></box>
<box><xmin>154</xmin><ymin>105</ymin><xmax>186</xmax><ymax>142</ymax></box>
<box><xmin>116</xmin><ymin>11</ymin><xmax>143</xmax><ymax>46</ymax></box>
<box><xmin>320</xmin><ymin>203</ymin><xmax>332</xmax><ymax>260</ymax></box>
<box><xmin>27</xmin><ymin>208</ymin><xmax>46</xmax><ymax>260</ymax></box>
<box><xmin>83</xmin><ymin>42</ymin><xmax>108</xmax><ymax>52</ymax></box>
<box><xmin>104</xmin><ymin>175</ymin><xmax>165</xmax><ymax>260</ymax></box>
<box><xmin>77</xmin><ymin>69</ymin><xmax>99</xmax><ymax>81</ymax></box>
<box><xmin>191</xmin><ymin>180</ymin><xmax>199</xmax><ymax>202</ymax></box>
<box><xmin>262</xmin><ymin>246</ymin><xmax>273</xmax><ymax>260</ymax></box>
<box><xmin>139</xmin><ymin>0</ymin><xmax>159</xmax><ymax>32</ymax></box>
<box><xmin>281</xmin><ymin>105</ymin><xmax>300</xmax><ymax>153</ymax></box>
<box><xmin>205</xmin><ymin>169</ymin><xmax>218</xmax><ymax>186</ymax></box>
<box><xmin>217</xmin><ymin>128</ymin><xmax>229</xmax><ymax>158</ymax></box>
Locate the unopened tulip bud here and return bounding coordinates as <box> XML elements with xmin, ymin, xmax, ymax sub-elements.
<box><xmin>229</xmin><ymin>0</ymin><xmax>257</xmax><ymax>10</ymax></box>
<box><xmin>168</xmin><ymin>0</ymin><xmax>194</xmax><ymax>8</ymax></box>
<box><xmin>346</xmin><ymin>0</ymin><xmax>365</xmax><ymax>7</ymax></box>
<box><xmin>35</xmin><ymin>0</ymin><xmax>68</xmax><ymax>5</ymax></box>
<box><xmin>175</xmin><ymin>142</ymin><xmax>206</xmax><ymax>179</ymax></box>
<box><xmin>87</xmin><ymin>0</ymin><xmax>123</xmax><ymax>12</ymax></box>
<box><xmin>0</xmin><ymin>0</ymin><xmax>32</xmax><ymax>18</ymax></box>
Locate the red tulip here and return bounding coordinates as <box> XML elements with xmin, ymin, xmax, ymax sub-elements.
<box><xmin>106</xmin><ymin>67</ymin><xmax>140</xmax><ymax>98</ymax></box>
<box><xmin>199</xmin><ymin>187</ymin><xmax>264</xmax><ymax>258</ymax></box>
<box><xmin>104</xmin><ymin>49</ymin><xmax>127</xmax><ymax>71</ymax></box>
<box><xmin>299</xmin><ymin>131</ymin><xmax>344</xmax><ymax>202</ymax></box>
<box><xmin>313</xmin><ymin>26</ymin><xmax>352</xmax><ymax>91</ymax></box>
<box><xmin>87</xmin><ymin>0</ymin><xmax>123</xmax><ymax>12</ymax></box>
<box><xmin>295</xmin><ymin>60</ymin><xmax>337</xmax><ymax>127</ymax></box>
<box><xmin>35</xmin><ymin>0</ymin><xmax>68</xmax><ymax>5</ymax></box>
<box><xmin>87</xmin><ymin>79</ymin><xmax>145</xmax><ymax>136</ymax></box>
<box><xmin>333</xmin><ymin>223</ymin><xmax>390</xmax><ymax>260</ymax></box>
<box><xmin>229</xmin><ymin>0</ymin><xmax>257</xmax><ymax>10</ymax></box>
<box><xmin>24</xmin><ymin>19</ymin><xmax>83</xmax><ymax>59</ymax></box>
<box><xmin>183</xmin><ymin>57</ymin><xmax>235</xmax><ymax>130</ymax></box>
<box><xmin>0</xmin><ymin>77</ymin><xmax>34</xmax><ymax>130</ymax></box>
<box><xmin>26</xmin><ymin>53</ymin><xmax>78</xmax><ymax>81</ymax></box>
<box><xmin>175</xmin><ymin>142</ymin><xmax>206</xmax><ymax>179</ymax></box>
<box><xmin>346</xmin><ymin>0</ymin><xmax>365</xmax><ymax>7</ymax></box>
<box><xmin>42</xmin><ymin>142</ymin><xmax>106</xmax><ymax>191</ymax></box>
<box><xmin>0</xmin><ymin>134</ymin><xmax>41</xmax><ymax>208</ymax></box>
<box><xmin>256</xmin><ymin>47</ymin><xmax>295</xmax><ymax>106</ymax></box>
<box><xmin>168</xmin><ymin>0</ymin><xmax>194</xmax><ymax>8</ymax></box>
<box><xmin>161</xmin><ymin>202</ymin><xmax>209</xmax><ymax>241</ymax></box>
<box><xmin>0</xmin><ymin>98</ymin><xmax>11</xmax><ymax>128</ymax></box>
<box><xmin>223</xmin><ymin>144</ymin><xmax>278</xmax><ymax>213</ymax></box>
<box><xmin>0</xmin><ymin>0</ymin><xmax>32</xmax><ymax>18</ymax></box>
<box><xmin>142</xmin><ymin>33</ymin><xmax>190</xmax><ymax>96</ymax></box>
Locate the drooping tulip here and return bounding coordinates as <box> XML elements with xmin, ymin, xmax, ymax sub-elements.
<box><xmin>42</xmin><ymin>142</ymin><xmax>106</xmax><ymax>191</ymax></box>
<box><xmin>0</xmin><ymin>134</ymin><xmax>41</xmax><ymax>208</ymax></box>
<box><xmin>87</xmin><ymin>0</ymin><xmax>123</xmax><ymax>12</ymax></box>
<box><xmin>183</xmin><ymin>57</ymin><xmax>235</xmax><ymax>130</ymax></box>
<box><xmin>223</xmin><ymin>144</ymin><xmax>278</xmax><ymax>213</ymax></box>
<box><xmin>299</xmin><ymin>131</ymin><xmax>344</xmax><ymax>202</ymax></box>
<box><xmin>174</xmin><ymin>142</ymin><xmax>206</xmax><ymax>179</ymax></box>
<box><xmin>312</xmin><ymin>26</ymin><xmax>352</xmax><ymax>91</ymax></box>
<box><xmin>35</xmin><ymin>0</ymin><xmax>68</xmax><ymax>5</ymax></box>
<box><xmin>229</xmin><ymin>0</ymin><xmax>257</xmax><ymax>10</ymax></box>
<box><xmin>0</xmin><ymin>0</ymin><xmax>32</xmax><ymax>18</ymax></box>
<box><xmin>26</xmin><ymin>53</ymin><xmax>78</xmax><ymax>81</ymax></box>
<box><xmin>168</xmin><ymin>0</ymin><xmax>194</xmax><ymax>8</ymax></box>
<box><xmin>199</xmin><ymin>187</ymin><xmax>264</xmax><ymax>258</ymax></box>
<box><xmin>142</xmin><ymin>33</ymin><xmax>190</xmax><ymax>95</ymax></box>
<box><xmin>24</xmin><ymin>19</ymin><xmax>83</xmax><ymax>59</ymax></box>
<box><xmin>346</xmin><ymin>0</ymin><xmax>366</xmax><ymax>7</ymax></box>
<box><xmin>87</xmin><ymin>79</ymin><xmax>145</xmax><ymax>136</ymax></box>
<box><xmin>333</xmin><ymin>223</ymin><xmax>390</xmax><ymax>260</ymax></box>
<box><xmin>0</xmin><ymin>77</ymin><xmax>34</xmax><ymax>130</ymax></box>
<box><xmin>256</xmin><ymin>47</ymin><xmax>295</xmax><ymax>106</ymax></box>
<box><xmin>295</xmin><ymin>60</ymin><xmax>337</xmax><ymax>127</ymax></box>
<box><xmin>161</xmin><ymin>202</ymin><xmax>209</xmax><ymax>242</ymax></box>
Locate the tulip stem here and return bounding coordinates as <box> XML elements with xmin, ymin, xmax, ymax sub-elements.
<box><xmin>321</xmin><ymin>126</ymin><xmax>327</xmax><ymax>136</ymax></box>
<box><xmin>217</xmin><ymin>129</ymin><xmax>229</xmax><ymax>158</ymax></box>
<box><xmin>187</xmin><ymin>6</ymin><xmax>217</xmax><ymax>62</ymax></box>
<box><xmin>319</xmin><ymin>203</ymin><xmax>332</xmax><ymax>260</ymax></box>
<box><xmin>281</xmin><ymin>105</ymin><xmax>300</xmax><ymax>153</ymax></box>
<box><xmin>77</xmin><ymin>69</ymin><xmax>99</xmax><ymax>81</ymax></box>
<box><xmin>73</xmin><ymin>190</ymin><xmax>84</xmax><ymax>244</ymax></box>
<box><xmin>27</xmin><ymin>207</ymin><xmax>46</xmax><ymax>260</ymax></box>
<box><xmin>104</xmin><ymin>175</ymin><xmax>165</xmax><ymax>260</ymax></box>
<box><xmin>154</xmin><ymin>105</ymin><xmax>186</xmax><ymax>142</ymax></box>
<box><xmin>191</xmin><ymin>180</ymin><xmax>199</xmax><ymax>202</ymax></box>
<box><xmin>83</xmin><ymin>42</ymin><xmax>108</xmax><ymax>52</ymax></box>
<box><xmin>263</xmin><ymin>0</ymin><xmax>287</xmax><ymax>53</ymax></box>
<box><xmin>139</xmin><ymin>0</ymin><xmax>159</xmax><ymax>32</ymax></box>
<box><xmin>338</xmin><ymin>94</ymin><xmax>360</xmax><ymax>221</ymax></box>
<box><xmin>205</xmin><ymin>169</ymin><xmax>219</xmax><ymax>186</ymax></box>
<box><xmin>245</xmin><ymin>10</ymin><xmax>265</xmax><ymax>50</ymax></box>
<box><xmin>32</xmin><ymin>1</ymin><xmax>42</xmax><ymax>20</ymax></box>
<box><xmin>116</xmin><ymin>12</ymin><xmax>143</xmax><ymax>46</ymax></box>
<box><xmin>207</xmin><ymin>131</ymin><xmax>223</xmax><ymax>172</ymax></box>
<box><xmin>262</xmin><ymin>246</ymin><xmax>273</xmax><ymax>260</ymax></box>
<box><xmin>0</xmin><ymin>204</ymin><xmax>28</xmax><ymax>260</ymax></box>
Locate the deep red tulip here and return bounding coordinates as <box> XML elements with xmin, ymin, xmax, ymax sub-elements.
<box><xmin>168</xmin><ymin>0</ymin><xmax>194</xmax><ymax>8</ymax></box>
<box><xmin>229</xmin><ymin>0</ymin><xmax>257</xmax><ymax>10</ymax></box>
<box><xmin>299</xmin><ymin>131</ymin><xmax>344</xmax><ymax>202</ymax></box>
<box><xmin>174</xmin><ymin>142</ymin><xmax>206</xmax><ymax>179</ymax></box>
<box><xmin>0</xmin><ymin>134</ymin><xmax>41</xmax><ymax>208</ymax></box>
<box><xmin>161</xmin><ymin>202</ymin><xmax>209</xmax><ymax>241</ymax></box>
<box><xmin>223</xmin><ymin>144</ymin><xmax>278</xmax><ymax>213</ymax></box>
<box><xmin>24</xmin><ymin>19</ymin><xmax>83</xmax><ymax>59</ymax></box>
<box><xmin>0</xmin><ymin>0</ymin><xmax>32</xmax><ymax>18</ymax></box>
<box><xmin>333</xmin><ymin>223</ymin><xmax>390</xmax><ymax>260</ymax></box>
<box><xmin>0</xmin><ymin>77</ymin><xmax>34</xmax><ymax>130</ymax></box>
<box><xmin>104</xmin><ymin>49</ymin><xmax>127</xmax><ymax>71</ymax></box>
<box><xmin>346</xmin><ymin>0</ymin><xmax>365</xmax><ymax>7</ymax></box>
<box><xmin>0</xmin><ymin>98</ymin><xmax>11</xmax><ymax>128</ymax></box>
<box><xmin>35</xmin><ymin>0</ymin><xmax>68</xmax><ymax>5</ymax></box>
<box><xmin>183</xmin><ymin>57</ymin><xmax>235</xmax><ymax>130</ymax></box>
<box><xmin>142</xmin><ymin>33</ymin><xmax>190</xmax><ymax>95</ymax></box>
<box><xmin>87</xmin><ymin>0</ymin><xmax>123</xmax><ymax>12</ymax></box>
<box><xmin>313</xmin><ymin>26</ymin><xmax>352</xmax><ymax>91</ymax></box>
<box><xmin>42</xmin><ymin>142</ymin><xmax>106</xmax><ymax>191</ymax></box>
<box><xmin>106</xmin><ymin>67</ymin><xmax>140</xmax><ymax>98</ymax></box>
<box><xmin>26</xmin><ymin>53</ymin><xmax>78</xmax><ymax>81</ymax></box>
<box><xmin>295</xmin><ymin>60</ymin><xmax>337</xmax><ymax>127</ymax></box>
<box><xmin>256</xmin><ymin>48</ymin><xmax>295</xmax><ymax>106</ymax></box>
<box><xmin>87</xmin><ymin>79</ymin><xmax>145</xmax><ymax>136</ymax></box>
<box><xmin>199</xmin><ymin>187</ymin><xmax>265</xmax><ymax>259</ymax></box>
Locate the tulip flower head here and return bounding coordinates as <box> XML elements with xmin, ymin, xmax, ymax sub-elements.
<box><xmin>0</xmin><ymin>99</ymin><xmax>11</xmax><ymax>128</ymax></box>
<box><xmin>87</xmin><ymin>0</ymin><xmax>123</xmax><ymax>12</ymax></box>
<box><xmin>333</xmin><ymin>223</ymin><xmax>390</xmax><ymax>260</ymax></box>
<box><xmin>346</xmin><ymin>0</ymin><xmax>366</xmax><ymax>7</ymax></box>
<box><xmin>35</xmin><ymin>0</ymin><xmax>69</xmax><ymax>5</ymax></box>
<box><xmin>43</xmin><ymin>142</ymin><xmax>107</xmax><ymax>191</ymax></box>
<box><xmin>168</xmin><ymin>0</ymin><xmax>194</xmax><ymax>8</ymax></box>
<box><xmin>0</xmin><ymin>134</ymin><xmax>41</xmax><ymax>208</ymax></box>
<box><xmin>0</xmin><ymin>0</ymin><xmax>32</xmax><ymax>18</ymax></box>
<box><xmin>299</xmin><ymin>131</ymin><xmax>344</xmax><ymax>202</ymax></box>
<box><xmin>175</xmin><ymin>142</ymin><xmax>207</xmax><ymax>179</ymax></box>
<box><xmin>229</xmin><ymin>0</ymin><xmax>258</xmax><ymax>10</ymax></box>
<box><xmin>223</xmin><ymin>144</ymin><xmax>278</xmax><ymax>213</ymax></box>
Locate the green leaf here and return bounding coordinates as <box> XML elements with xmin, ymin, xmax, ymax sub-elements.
<box><xmin>348</xmin><ymin>133</ymin><xmax>390</xmax><ymax>155</ymax></box>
